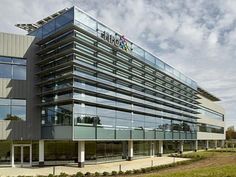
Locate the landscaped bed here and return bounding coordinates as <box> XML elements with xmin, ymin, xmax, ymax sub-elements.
<box><xmin>17</xmin><ymin>149</ymin><xmax>236</xmax><ymax>177</ymax></box>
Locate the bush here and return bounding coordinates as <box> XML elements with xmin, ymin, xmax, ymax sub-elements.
<box><xmin>48</xmin><ymin>174</ymin><xmax>54</xmax><ymax>177</ymax></box>
<box><xmin>141</xmin><ymin>168</ymin><xmax>146</xmax><ymax>173</ymax></box>
<box><xmin>102</xmin><ymin>172</ymin><xmax>109</xmax><ymax>176</ymax></box>
<box><xmin>118</xmin><ymin>171</ymin><xmax>124</xmax><ymax>175</ymax></box>
<box><xmin>133</xmin><ymin>169</ymin><xmax>141</xmax><ymax>174</ymax></box>
<box><xmin>124</xmin><ymin>170</ymin><xmax>132</xmax><ymax>175</ymax></box>
<box><xmin>58</xmin><ymin>173</ymin><xmax>69</xmax><ymax>177</ymax></box>
<box><xmin>94</xmin><ymin>172</ymin><xmax>100</xmax><ymax>177</ymax></box>
<box><xmin>111</xmin><ymin>171</ymin><xmax>117</xmax><ymax>176</ymax></box>
<box><xmin>75</xmin><ymin>172</ymin><xmax>84</xmax><ymax>177</ymax></box>
<box><xmin>85</xmin><ymin>172</ymin><xmax>92</xmax><ymax>176</ymax></box>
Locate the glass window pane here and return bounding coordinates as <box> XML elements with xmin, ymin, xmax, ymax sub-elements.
<box><xmin>0</xmin><ymin>57</ymin><xmax>12</xmax><ymax>63</ymax></box>
<box><xmin>0</xmin><ymin>64</ymin><xmax>12</xmax><ymax>78</ymax></box>
<box><xmin>43</xmin><ymin>20</ymin><xmax>55</xmax><ymax>37</ymax></box>
<box><xmin>75</xmin><ymin>9</ymin><xmax>97</xmax><ymax>30</ymax></box>
<box><xmin>12</xmin><ymin>58</ymin><xmax>26</xmax><ymax>65</ymax></box>
<box><xmin>0</xmin><ymin>106</ymin><xmax>10</xmax><ymax>120</ymax></box>
<box><xmin>145</xmin><ymin>52</ymin><xmax>155</xmax><ymax>64</ymax></box>
<box><xmin>13</xmin><ymin>65</ymin><xmax>26</xmax><ymax>80</ymax></box>
<box><xmin>55</xmin><ymin>9</ymin><xmax>74</xmax><ymax>29</ymax></box>
<box><xmin>97</xmin><ymin>107</ymin><xmax>115</xmax><ymax>117</ymax></box>
<box><xmin>0</xmin><ymin>99</ymin><xmax>10</xmax><ymax>105</ymax></box>
<box><xmin>156</xmin><ymin>59</ymin><xmax>164</xmax><ymax>70</ymax></box>
<box><xmin>12</xmin><ymin>99</ymin><xmax>26</xmax><ymax>106</ymax></box>
<box><xmin>11</xmin><ymin>106</ymin><xmax>26</xmax><ymax>120</ymax></box>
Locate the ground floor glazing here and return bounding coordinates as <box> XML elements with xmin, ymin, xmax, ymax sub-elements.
<box><xmin>0</xmin><ymin>140</ymin><xmax>225</xmax><ymax>167</ymax></box>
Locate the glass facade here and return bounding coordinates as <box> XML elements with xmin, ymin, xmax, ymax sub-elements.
<box><xmin>198</xmin><ymin>124</ymin><xmax>224</xmax><ymax>134</ymax></box>
<box><xmin>198</xmin><ymin>106</ymin><xmax>224</xmax><ymax>121</ymax></box>
<box><xmin>35</xmin><ymin>6</ymin><xmax>199</xmax><ymax>141</ymax></box>
<box><xmin>0</xmin><ymin>56</ymin><xmax>26</xmax><ymax>80</ymax></box>
<box><xmin>0</xmin><ymin>98</ymin><xmax>26</xmax><ymax>120</ymax></box>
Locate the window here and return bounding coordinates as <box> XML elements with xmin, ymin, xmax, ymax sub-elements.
<box><xmin>0</xmin><ymin>99</ymin><xmax>26</xmax><ymax>121</ymax></box>
<box><xmin>0</xmin><ymin>64</ymin><xmax>11</xmax><ymax>78</ymax></box>
<box><xmin>13</xmin><ymin>65</ymin><xmax>26</xmax><ymax>80</ymax></box>
<box><xmin>0</xmin><ymin>56</ymin><xmax>26</xmax><ymax>80</ymax></box>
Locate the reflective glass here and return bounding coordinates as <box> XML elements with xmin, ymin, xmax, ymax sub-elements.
<box><xmin>97</xmin><ymin>107</ymin><xmax>115</xmax><ymax>117</ymax></box>
<box><xmin>12</xmin><ymin>58</ymin><xmax>26</xmax><ymax>65</ymax></box>
<box><xmin>0</xmin><ymin>64</ymin><xmax>11</xmax><ymax>78</ymax></box>
<box><xmin>0</xmin><ymin>57</ymin><xmax>11</xmax><ymax>63</ymax></box>
<box><xmin>55</xmin><ymin>9</ymin><xmax>74</xmax><ymax>31</ymax></box>
<box><xmin>11</xmin><ymin>106</ymin><xmax>26</xmax><ymax>120</ymax></box>
<box><xmin>43</xmin><ymin>20</ymin><xmax>55</xmax><ymax>37</ymax></box>
<box><xmin>145</xmin><ymin>52</ymin><xmax>155</xmax><ymax>64</ymax></box>
<box><xmin>13</xmin><ymin>65</ymin><xmax>26</xmax><ymax>80</ymax></box>
<box><xmin>75</xmin><ymin>9</ymin><xmax>97</xmax><ymax>30</ymax></box>
<box><xmin>74</xmin><ymin>104</ymin><xmax>96</xmax><ymax>115</ymax></box>
<box><xmin>0</xmin><ymin>106</ymin><xmax>10</xmax><ymax>120</ymax></box>
<box><xmin>98</xmin><ymin>116</ymin><xmax>115</xmax><ymax>127</ymax></box>
<box><xmin>12</xmin><ymin>99</ymin><xmax>26</xmax><ymax>106</ymax></box>
<box><xmin>0</xmin><ymin>99</ymin><xmax>10</xmax><ymax>105</ymax></box>
<box><xmin>156</xmin><ymin>59</ymin><xmax>165</xmax><ymax>69</ymax></box>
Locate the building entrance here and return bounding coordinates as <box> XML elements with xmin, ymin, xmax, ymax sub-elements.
<box><xmin>12</xmin><ymin>144</ymin><xmax>32</xmax><ymax>167</ymax></box>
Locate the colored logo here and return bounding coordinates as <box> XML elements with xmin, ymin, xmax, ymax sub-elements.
<box><xmin>101</xmin><ymin>31</ymin><xmax>132</xmax><ymax>52</ymax></box>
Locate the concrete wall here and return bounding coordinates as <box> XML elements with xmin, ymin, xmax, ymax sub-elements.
<box><xmin>0</xmin><ymin>32</ymin><xmax>35</xmax><ymax>58</ymax></box>
<box><xmin>197</xmin><ymin>94</ymin><xmax>225</xmax><ymax>140</ymax></box>
<box><xmin>0</xmin><ymin>32</ymin><xmax>40</xmax><ymax>140</ymax></box>
<box><xmin>197</xmin><ymin>132</ymin><xmax>225</xmax><ymax>140</ymax></box>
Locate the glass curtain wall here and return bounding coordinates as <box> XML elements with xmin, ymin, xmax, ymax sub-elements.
<box><xmin>133</xmin><ymin>141</ymin><xmax>150</xmax><ymax>158</ymax></box>
<box><xmin>85</xmin><ymin>141</ymin><xmax>124</xmax><ymax>164</ymax></box>
<box><xmin>0</xmin><ymin>141</ymin><xmax>11</xmax><ymax>165</ymax></box>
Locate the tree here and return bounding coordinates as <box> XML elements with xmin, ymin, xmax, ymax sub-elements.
<box><xmin>226</xmin><ymin>126</ymin><xmax>236</xmax><ymax>140</ymax></box>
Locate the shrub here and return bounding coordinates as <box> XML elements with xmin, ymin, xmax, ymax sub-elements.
<box><xmin>94</xmin><ymin>172</ymin><xmax>100</xmax><ymax>177</ymax></box>
<box><xmin>48</xmin><ymin>174</ymin><xmax>54</xmax><ymax>177</ymax></box>
<box><xmin>111</xmin><ymin>171</ymin><xmax>117</xmax><ymax>176</ymax></box>
<box><xmin>59</xmin><ymin>173</ymin><xmax>69</xmax><ymax>177</ymax></box>
<box><xmin>133</xmin><ymin>169</ymin><xmax>141</xmax><ymax>174</ymax></box>
<box><xmin>102</xmin><ymin>172</ymin><xmax>109</xmax><ymax>176</ymax></box>
<box><xmin>124</xmin><ymin>170</ymin><xmax>132</xmax><ymax>175</ymax></box>
<box><xmin>85</xmin><ymin>172</ymin><xmax>92</xmax><ymax>176</ymax></box>
<box><xmin>141</xmin><ymin>168</ymin><xmax>146</xmax><ymax>173</ymax></box>
<box><xmin>75</xmin><ymin>172</ymin><xmax>84</xmax><ymax>177</ymax></box>
<box><xmin>118</xmin><ymin>171</ymin><xmax>124</xmax><ymax>175</ymax></box>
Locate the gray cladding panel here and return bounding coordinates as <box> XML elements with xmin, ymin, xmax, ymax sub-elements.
<box><xmin>0</xmin><ymin>79</ymin><xmax>26</xmax><ymax>99</ymax></box>
<box><xmin>41</xmin><ymin>126</ymin><xmax>72</xmax><ymax>140</ymax></box>
<box><xmin>0</xmin><ymin>120</ymin><xmax>29</xmax><ymax>140</ymax></box>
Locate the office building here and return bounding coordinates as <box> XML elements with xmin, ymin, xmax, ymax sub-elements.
<box><xmin>0</xmin><ymin>6</ymin><xmax>225</xmax><ymax>167</ymax></box>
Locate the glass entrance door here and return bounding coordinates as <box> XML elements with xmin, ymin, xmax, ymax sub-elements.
<box><xmin>23</xmin><ymin>146</ymin><xmax>30</xmax><ymax>166</ymax></box>
<box><xmin>14</xmin><ymin>146</ymin><xmax>21</xmax><ymax>166</ymax></box>
<box><xmin>12</xmin><ymin>144</ymin><xmax>32</xmax><ymax>167</ymax></box>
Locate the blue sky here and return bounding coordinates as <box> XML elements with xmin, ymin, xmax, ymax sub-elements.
<box><xmin>0</xmin><ymin>0</ymin><xmax>235</xmax><ymax>128</ymax></box>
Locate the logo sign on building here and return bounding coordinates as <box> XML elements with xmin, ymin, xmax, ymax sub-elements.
<box><xmin>100</xmin><ymin>31</ymin><xmax>132</xmax><ymax>52</ymax></box>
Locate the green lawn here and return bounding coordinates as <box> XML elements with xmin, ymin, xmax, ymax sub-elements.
<box><xmin>145</xmin><ymin>150</ymin><xmax>236</xmax><ymax>177</ymax></box>
<box><xmin>149</xmin><ymin>164</ymin><xmax>236</xmax><ymax>177</ymax></box>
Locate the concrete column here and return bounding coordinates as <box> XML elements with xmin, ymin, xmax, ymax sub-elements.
<box><xmin>214</xmin><ymin>140</ymin><xmax>218</xmax><ymax>149</ymax></box>
<box><xmin>78</xmin><ymin>141</ymin><xmax>85</xmax><ymax>168</ymax></box>
<box><xmin>11</xmin><ymin>144</ymin><xmax>14</xmax><ymax>167</ymax></box>
<box><xmin>221</xmin><ymin>140</ymin><xmax>225</xmax><ymax>148</ymax></box>
<box><xmin>205</xmin><ymin>140</ymin><xmax>209</xmax><ymax>150</ymax></box>
<box><xmin>39</xmin><ymin>140</ymin><xmax>44</xmax><ymax>167</ymax></box>
<box><xmin>150</xmin><ymin>142</ymin><xmax>155</xmax><ymax>157</ymax></box>
<box><xmin>194</xmin><ymin>140</ymin><xmax>198</xmax><ymax>152</ymax></box>
<box><xmin>158</xmin><ymin>140</ymin><xmax>163</xmax><ymax>156</ymax></box>
<box><xmin>128</xmin><ymin>140</ymin><xmax>133</xmax><ymax>161</ymax></box>
<box><xmin>179</xmin><ymin>141</ymin><xmax>184</xmax><ymax>154</ymax></box>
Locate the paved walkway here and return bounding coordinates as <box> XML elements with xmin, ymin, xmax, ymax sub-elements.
<box><xmin>0</xmin><ymin>157</ymin><xmax>189</xmax><ymax>177</ymax></box>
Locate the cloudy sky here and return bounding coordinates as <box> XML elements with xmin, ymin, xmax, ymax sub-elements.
<box><xmin>0</xmin><ymin>0</ymin><xmax>235</xmax><ymax>128</ymax></box>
